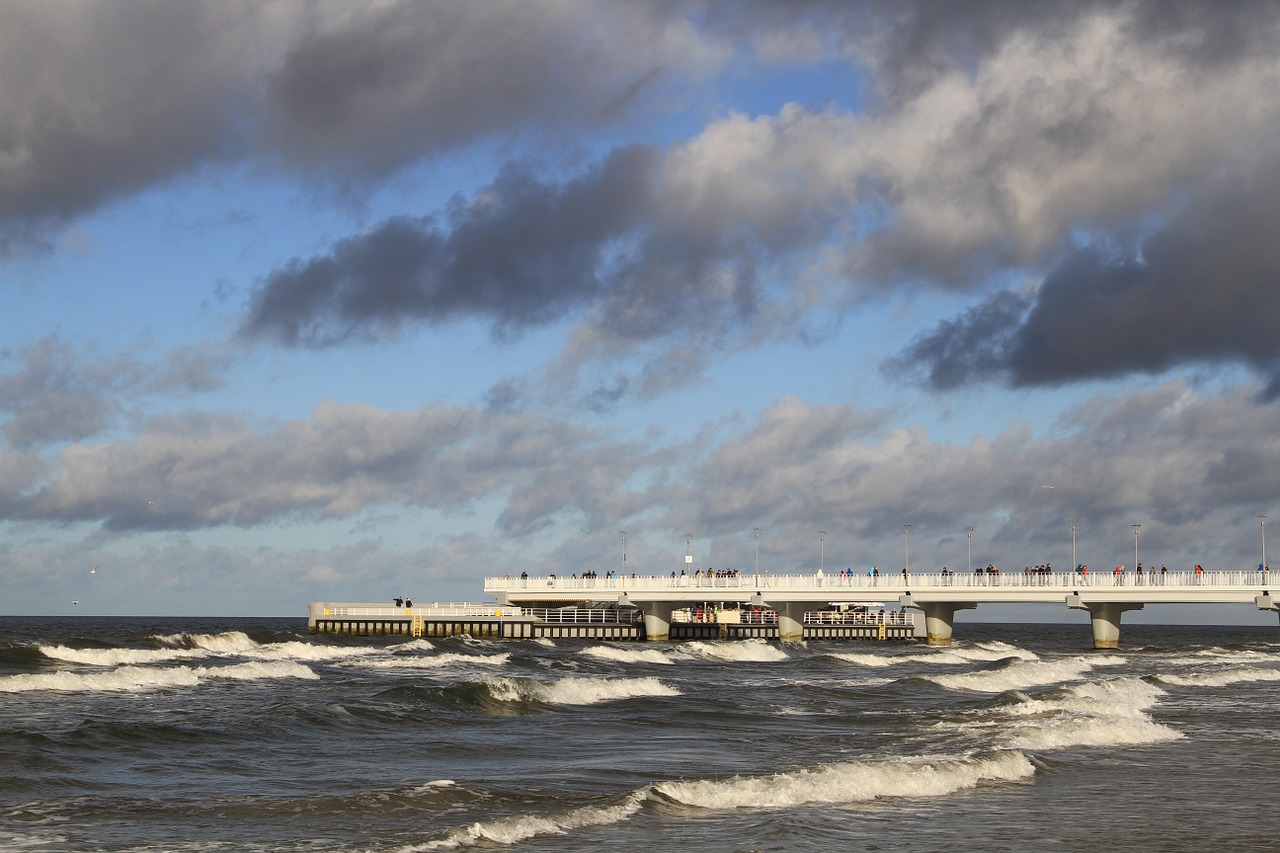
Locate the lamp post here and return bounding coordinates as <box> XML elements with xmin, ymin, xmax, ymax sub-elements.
<box><xmin>1260</xmin><ymin>514</ymin><xmax>1268</xmax><ymax>572</ymax></box>
<box><xmin>1069</xmin><ymin>518</ymin><xmax>1078</xmax><ymax>570</ymax></box>
<box><xmin>966</xmin><ymin>527</ymin><xmax>973</xmax><ymax>575</ymax></box>
<box><xmin>1132</xmin><ymin>523</ymin><xmax>1141</xmax><ymax>569</ymax></box>
<box><xmin>902</xmin><ymin>524</ymin><xmax>911</xmax><ymax>575</ymax></box>
<box><xmin>819</xmin><ymin>530</ymin><xmax>826</xmax><ymax>574</ymax></box>
<box><xmin>754</xmin><ymin>527</ymin><xmax>761</xmax><ymax>575</ymax></box>
<box><xmin>685</xmin><ymin>532</ymin><xmax>693</xmax><ymax>573</ymax></box>
<box><xmin>620</xmin><ymin>530</ymin><xmax>627</xmax><ymax>571</ymax></box>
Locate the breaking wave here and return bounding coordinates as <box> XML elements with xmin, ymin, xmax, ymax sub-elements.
<box><xmin>1155</xmin><ymin>666</ymin><xmax>1280</xmax><ymax>688</ymax></box>
<box><xmin>481</xmin><ymin>676</ymin><xmax>680</xmax><ymax>705</ymax></box>
<box><xmin>652</xmin><ymin>750</ymin><xmax>1034</xmax><ymax>809</ymax></box>
<box><xmin>0</xmin><ymin>660</ymin><xmax>316</xmax><ymax>693</ymax></box>
<box><xmin>679</xmin><ymin>639</ymin><xmax>790</xmax><ymax>662</ymax></box>
<box><xmin>579</xmin><ymin>645</ymin><xmax>674</xmax><ymax>665</ymax></box>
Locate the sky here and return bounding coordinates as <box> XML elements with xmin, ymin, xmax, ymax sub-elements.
<box><xmin>2</xmin><ymin>0</ymin><xmax>1279</xmax><ymax>624</ymax></box>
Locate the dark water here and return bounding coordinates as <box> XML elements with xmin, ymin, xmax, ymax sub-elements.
<box><xmin>2</xmin><ymin>616</ymin><xmax>1279</xmax><ymax>852</ymax></box>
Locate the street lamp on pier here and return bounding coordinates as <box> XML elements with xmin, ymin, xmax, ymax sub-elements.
<box><xmin>902</xmin><ymin>524</ymin><xmax>911</xmax><ymax>575</ymax></box>
<box><xmin>819</xmin><ymin>530</ymin><xmax>826</xmax><ymax>574</ymax></box>
<box><xmin>1132</xmin><ymin>523</ymin><xmax>1141</xmax><ymax>569</ymax></box>
<box><xmin>620</xmin><ymin>531</ymin><xmax>627</xmax><ymax>571</ymax></box>
<box><xmin>1259</xmin><ymin>515</ymin><xmax>1268</xmax><ymax>572</ymax></box>
<box><xmin>966</xmin><ymin>527</ymin><xmax>973</xmax><ymax>575</ymax></box>
<box><xmin>754</xmin><ymin>527</ymin><xmax>761</xmax><ymax>575</ymax></box>
<box><xmin>1069</xmin><ymin>518</ymin><xmax>1078</xmax><ymax>571</ymax></box>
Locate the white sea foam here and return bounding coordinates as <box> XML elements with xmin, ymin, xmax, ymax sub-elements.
<box><xmin>483</xmin><ymin>676</ymin><xmax>680</xmax><ymax>705</ymax></box>
<box><xmin>998</xmin><ymin>678</ymin><xmax>1182</xmax><ymax>750</ymax></box>
<box><xmin>1156</xmin><ymin>666</ymin><xmax>1280</xmax><ymax>688</ymax></box>
<box><xmin>0</xmin><ymin>660</ymin><xmax>316</xmax><ymax>693</ymax></box>
<box><xmin>652</xmin><ymin>750</ymin><xmax>1035</xmax><ymax>810</ymax></box>
<box><xmin>827</xmin><ymin>644</ymin><xmax>1039</xmax><ymax>668</ymax></box>
<box><xmin>39</xmin><ymin>644</ymin><xmax>209</xmax><ymax>666</ymax></box>
<box><xmin>392</xmin><ymin>639</ymin><xmax>437</xmax><ymax>653</ymax></box>
<box><xmin>202</xmin><ymin>660</ymin><xmax>319</xmax><ymax>682</ymax></box>
<box><xmin>579</xmin><ymin>645</ymin><xmax>674</xmax><ymax>665</ymax></box>
<box><xmin>532</xmin><ymin>638</ymin><xmax>556</xmax><ymax>647</ymax></box>
<box><xmin>0</xmin><ymin>665</ymin><xmax>201</xmax><ymax>693</ymax></box>
<box><xmin>413</xmin><ymin>791</ymin><xmax>647</xmax><ymax>850</ymax></box>
<box><xmin>925</xmin><ymin>658</ymin><xmax>1094</xmax><ymax>693</ymax></box>
<box><xmin>356</xmin><ymin>653</ymin><xmax>511</xmax><ymax>669</ymax></box>
<box><xmin>679</xmin><ymin>638</ymin><xmax>790</xmax><ymax>662</ymax></box>
<box><xmin>153</xmin><ymin>631</ymin><xmax>260</xmax><ymax>653</ymax></box>
<box><xmin>242</xmin><ymin>641</ymin><xmax>385</xmax><ymax>663</ymax></box>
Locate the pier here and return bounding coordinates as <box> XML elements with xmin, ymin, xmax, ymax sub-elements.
<box><xmin>484</xmin><ymin>568</ymin><xmax>1280</xmax><ymax>648</ymax></box>
<box><xmin>306</xmin><ymin>599</ymin><xmax>924</xmax><ymax>642</ymax></box>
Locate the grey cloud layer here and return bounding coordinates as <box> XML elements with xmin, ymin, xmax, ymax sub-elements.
<box><xmin>0</xmin><ymin>0</ymin><xmax>712</xmax><ymax>250</ymax></box>
<box><xmin>890</xmin><ymin>157</ymin><xmax>1280</xmax><ymax>393</ymax></box>
<box><xmin>10</xmin><ymin>381</ymin><xmax>1276</xmax><ymax>574</ymax></box>
<box><xmin>233</xmin><ymin>2</ymin><xmax>1280</xmax><ymax>396</ymax></box>
<box><xmin>15</xmin><ymin>400</ymin><xmax>656</xmax><ymax>534</ymax></box>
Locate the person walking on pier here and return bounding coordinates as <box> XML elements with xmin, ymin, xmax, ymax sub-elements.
<box><xmin>1195</xmin><ymin>564</ymin><xmax>1203</xmax><ymax>584</ymax></box>
<box><xmin>1114</xmin><ymin>565</ymin><xmax>1123</xmax><ymax>585</ymax></box>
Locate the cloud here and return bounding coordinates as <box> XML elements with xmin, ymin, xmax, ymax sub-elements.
<box><xmin>674</xmin><ymin>383</ymin><xmax>1280</xmax><ymax>571</ymax></box>
<box><xmin>0</xmin><ymin>337</ymin><xmax>236</xmax><ymax>449</ymax></box>
<box><xmin>888</xmin><ymin>156</ymin><xmax>1280</xmax><ymax>392</ymax></box>
<box><xmin>240</xmin><ymin>147</ymin><xmax>658</xmax><ymax>346</ymax></box>
<box><xmin>0</xmin><ymin>1</ymin><xmax>721</xmax><ymax>253</ymax></box>
<box><xmin>237</xmin><ymin>1</ymin><xmax>1280</xmax><ymax>405</ymax></box>
<box><xmin>259</xmin><ymin>1</ymin><xmax>719</xmax><ymax>179</ymax></box>
<box><xmin>0</xmin><ymin>1</ymin><xmax>266</xmax><ymax>253</ymax></box>
<box><xmin>15</xmin><ymin>399</ymin><xmax>658</xmax><ymax>534</ymax></box>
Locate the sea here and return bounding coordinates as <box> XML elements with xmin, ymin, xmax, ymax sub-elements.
<box><xmin>2</xmin><ymin>616</ymin><xmax>1279</xmax><ymax>852</ymax></box>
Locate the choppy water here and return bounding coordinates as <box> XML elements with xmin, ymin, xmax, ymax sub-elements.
<box><xmin>2</xmin><ymin>616</ymin><xmax>1279</xmax><ymax>852</ymax></box>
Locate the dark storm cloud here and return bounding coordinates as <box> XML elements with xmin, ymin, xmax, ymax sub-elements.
<box><xmin>259</xmin><ymin>2</ymin><xmax>695</xmax><ymax>179</ymax></box>
<box><xmin>241</xmin><ymin>146</ymin><xmax>657</xmax><ymax>346</ymax></box>
<box><xmin>0</xmin><ymin>2</ymin><xmax>711</xmax><ymax>252</ymax></box>
<box><xmin>889</xmin><ymin>159</ymin><xmax>1280</xmax><ymax>393</ymax></box>
<box><xmin>0</xmin><ymin>1</ymin><xmax>261</xmax><ymax>253</ymax></box>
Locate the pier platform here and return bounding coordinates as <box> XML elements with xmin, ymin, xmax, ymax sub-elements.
<box><xmin>306</xmin><ymin>601</ymin><xmax>924</xmax><ymax>641</ymax></box>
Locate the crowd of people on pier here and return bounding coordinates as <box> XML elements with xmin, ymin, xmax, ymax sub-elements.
<box><xmin>497</xmin><ymin>561</ymin><xmax>1258</xmax><ymax>588</ymax></box>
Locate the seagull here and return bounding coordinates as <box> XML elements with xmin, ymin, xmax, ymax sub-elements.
<box><xmin>90</xmin><ymin>566</ymin><xmax>96</xmax><ymax>574</ymax></box>
<box><xmin>71</xmin><ymin>600</ymin><xmax>79</xmax><ymax>606</ymax></box>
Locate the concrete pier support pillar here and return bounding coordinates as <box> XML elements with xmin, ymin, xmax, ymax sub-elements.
<box><xmin>1083</xmin><ymin>602</ymin><xmax>1144</xmax><ymax>649</ymax></box>
<box><xmin>917</xmin><ymin>602</ymin><xmax>977</xmax><ymax>646</ymax></box>
<box><xmin>638</xmin><ymin>602</ymin><xmax>674</xmax><ymax>642</ymax></box>
<box><xmin>775</xmin><ymin>602</ymin><xmax>808</xmax><ymax>642</ymax></box>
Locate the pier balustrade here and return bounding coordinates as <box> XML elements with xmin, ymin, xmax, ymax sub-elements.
<box><xmin>487</xmin><ymin>569</ymin><xmax>1269</xmax><ymax>593</ymax></box>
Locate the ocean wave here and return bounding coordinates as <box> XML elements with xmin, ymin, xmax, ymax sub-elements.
<box><xmin>579</xmin><ymin>645</ymin><xmax>674</xmax><ymax>665</ymax></box>
<box><xmin>481</xmin><ymin>676</ymin><xmax>680</xmax><ymax>705</ymax></box>
<box><xmin>414</xmin><ymin>791</ymin><xmax>647</xmax><ymax>850</ymax></box>
<box><xmin>1156</xmin><ymin>666</ymin><xmax>1280</xmax><ymax>688</ymax></box>
<box><xmin>678</xmin><ymin>638</ymin><xmax>790</xmax><ymax>662</ymax></box>
<box><xmin>0</xmin><ymin>660</ymin><xmax>316</xmax><ymax>693</ymax></box>
<box><xmin>652</xmin><ymin>750</ymin><xmax>1035</xmax><ymax>810</ymax></box>
<box><xmin>356</xmin><ymin>653</ymin><xmax>512</xmax><ymax>669</ymax></box>
<box><xmin>392</xmin><ymin>639</ymin><xmax>437</xmax><ymax>653</ymax></box>
<box><xmin>242</xmin><ymin>640</ymin><xmax>386</xmax><ymax>663</ymax></box>
<box><xmin>998</xmin><ymin>678</ymin><xmax>1182</xmax><ymax>750</ymax></box>
<box><xmin>924</xmin><ymin>658</ymin><xmax>1095</xmax><ymax>693</ymax></box>
<box><xmin>38</xmin><ymin>644</ymin><xmax>209</xmax><ymax>666</ymax></box>
<box><xmin>825</xmin><ymin>643</ymin><xmax>1039</xmax><ymax>668</ymax></box>
<box><xmin>152</xmin><ymin>630</ymin><xmax>260</xmax><ymax>653</ymax></box>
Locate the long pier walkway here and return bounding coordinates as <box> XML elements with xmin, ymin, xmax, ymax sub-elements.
<box><xmin>485</xmin><ymin>568</ymin><xmax>1280</xmax><ymax>648</ymax></box>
